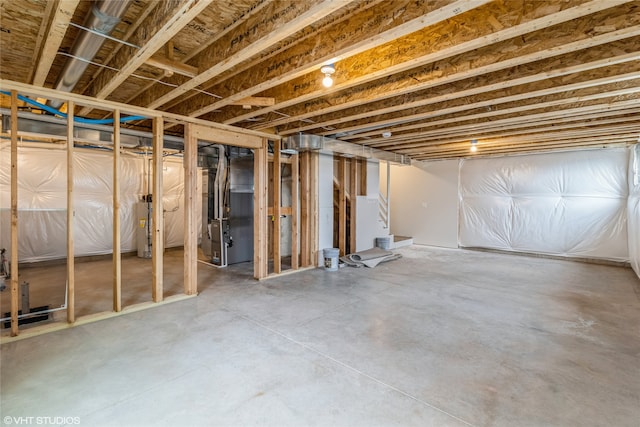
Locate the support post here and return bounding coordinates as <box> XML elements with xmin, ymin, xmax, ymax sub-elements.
<box><xmin>273</xmin><ymin>141</ymin><xmax>281</xmax><ymax>274</ymax></box>
<box><xmin>299</xmin><ymin>152</ymin><xmax>310</xmax><ymax>267</ymax></box>
<box><xmin>310</xmin><ymin>152</ymin><xmax>319</xmax><ymax>266</ymax></box>
<box><xmin>349</xmin><ymin>158</ymin><xmax>357</xmax><ymax>253</ymax></box>
<box><xmin>358</xmin><ymin>158</ymin><xmax>367</xmax><ymax>196</ymax></box>
<box><xmin>9</xmin><ymin>91</ymin><xmax>19</xmax><ymax>336</ymax></box>
<box><xmin>253</xmin><ymin>139</ymin><xmax>268</xmax><ymax>279</ymax></box>
<box><xmin>291</xmin><ymin>153</ymin><xmax>299</xmax><ymax>270</ymax></box>
<box><xmin>67</xmin><ymin>100</ymin><xmax>75</xmax><ymax>323</ymax></box>
<box><xmin>183</xmin><ymin>124</ymin><xmax>198</xmax><ymax>295</ymax></box>
<box><xmin>152</xmin><ymin>117</ymin><xmax>164</xmax><ymax>302</ymax></box>
<box><xmin>338</xmin><ymin>156</ymin><xmax>347</xmax><ymax>256</ymax></box>
<box><xmin>113</xmin><ymin>110</ymin><xmax>121</xmax><ymax>312</ymax></box>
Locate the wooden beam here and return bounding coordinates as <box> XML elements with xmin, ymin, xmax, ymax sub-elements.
<box><xmin>290</xmin><ymin>49</ymin><xmax>640</xmax><ymax>135</ymax></box>
<box><xmin>413</xmin><ymin>136</ymin><xmax>637</xmax><ymax>160</ymax></box>
<box><xmin>369</xmin><ymin>106</ymin><xmax>640</xmax><ymax>149</ymax></box>
<box><xmin>0</xmin><ymin>80</ymin><xmax>276</xmax><ymax>141</ymax></box>
<box><xmin>66</xmin><ymin>100</ymin><xmax>75</xmax><ymax>324</ymax></box>
<box><xmin>273</xmin><ymin>140</ymin><xmax>282</xmax><ymax>274</ymax></box>
<box><xmin>388</xmin><ymin>116</ymin><xmax>640</xmax><ymax>154</ymax></box>
<box><xmin>84</xmin><ymin>0</ymin><xmax>214</xmax><ymax>107</ymax></box>
<box><xmin>31</xmin><ymin>0</ymin><xmax>81</xmax><ymax>86</ymax></box>
<box><xmin>174</xmin><ymin>0</ymin><xmax>490</xmax><ymax>121</ymax></box>
<box><xmin>291</xmin><ymin>153</ymin><xmax>300</xmax><ymax>270</ymax></box>
<box><xmin>328</xmin><ymin>80</ymin><xmax>640</xmax><ymax>141</ymax></box>
<box><xmin>28</xmin><ymin>0</ymin><xmax>56</xmax><ymax>84</ymax></box>
<box><xmin>275</xmin><ymin>28</ymin><xmax>640</xmax><ymax>133</ymax></box>
<box><xmin>192</xmin><ymin>123</ymin><xmax>263</xmax><ymax>149</ymax></box>
<box><xmin>146</xmin><ymin>0</ymin><xmax>348</xmax><ymax>110</ymax></box>
<box><xmin>254</xmin><ymin>139</ymin><xmax>269</xmax><ymax>279</ymax></box>
<box><xmin>113</xmin><ymin>110</ymin><xmax>121</xmax><ymax>312</ymax></box>
<box><xmin>183</xmin><ymin>124</ymin><xmax>198</xmax><ymax>295</ymax></box>
<box><xmin>359</xmin><ymin>99</ymin><xmax>640</xmax><ymax>147</ymax></box>
<box><xmin>77</xmin><ymin>0</ymin><xmax>159</xmax><ymax>115</ymax></box>
<box><xmin>145</xmin><ymin>56</ymin><xmax>199</xmax><ymax>78</ymax></box>
<box><xmin>152</xmin><ymin>117</ymin><xmax>164</xmax><ymax>302</ymax></box>
<box><xmin>230</xmin><ymin>97</ymin><xmax>276</xmax><ymax>107</ymax></box>
<box><xmin>10</xmin><ymin>91</ymin><xmax>19</xmax><ymax>336</ymax></box>
<box><xmin>237</xmin><ymin>0</ymin><xmax>636</xmax><ymax>128</ymax></box>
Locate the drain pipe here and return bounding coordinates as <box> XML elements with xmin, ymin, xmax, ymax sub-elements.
<box><xmin>48</xmin><ymin>0</ymin><xmax>130</xmax><ymax>108</ymax></box>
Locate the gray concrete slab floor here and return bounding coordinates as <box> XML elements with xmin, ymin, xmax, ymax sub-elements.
<box><xmin>1</xmin><ymin>245</ymin><xmax>639</xmax><ymax>426</ymax></box>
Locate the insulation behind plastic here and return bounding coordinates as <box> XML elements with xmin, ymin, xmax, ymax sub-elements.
<box><xmin>459</xmin><ymin>148</ymin><xmax>629</xmax><ymax>262</ymax></box>
<box><xmin>0</xmin><ymin>146</ymin><xmax>192</xmax><ymax>262</ymax></box>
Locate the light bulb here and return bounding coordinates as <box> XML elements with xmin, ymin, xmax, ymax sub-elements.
<box><xmin>322</xmin><ymin>75</ymin><xmax>333</xmax><ymax>88</ymax></box>
<box><xmin>470</xmin><ymin>145</ymin><xmax>478</xmax><ymax>153</ymax></box>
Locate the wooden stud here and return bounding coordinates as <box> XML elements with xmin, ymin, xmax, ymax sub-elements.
<box><xmin>183</xmin><ymin>124</ymin><xmax>198</xmax><ymax>295</ymax></box>
<box><xmin>310</xmin><ymin>152</ymin><xmax>319</xmax><ymax>266</ymax></box>
<box><xmin>349</xmin><ymin>159</ymin><xmax>357</xmax><ymax>254</ymax></box>
<box><xmin>358</xmin><ymin>159</ymin><xmax>367</xmax><ymax>196</ymax></box>
<box><xmin>337</xmin><ymin>156</ymin><xmax>347</xmax><ymax>256</ymax></box>
<box><xmin>253</xmin><ymin>139</ymin><xmax>269</xmax><ymax>279</ymax></box>
<box><xmin>291</xmin><ymin>153</ymin><xmax>300</xmax><ymax>270</ymax></box>
<box><xmin>299</xmin><ymin>152</ymin><xmax>310</xmax><ymax>267</ymax></box>
<box><xmin>152</xmin><ymin>117</ymin><xmax>164</xmax><ymax>302</ymax></box>
<box><xmin>113</xmin><ymin>110</ymin><xmax>122</xmax><ymax>312</ymax></box>
<box><xmin>66</xmin><ymin>100</ymin><xmax>75</xmax><ymax>324</ymax></box>
<box><xmin>273</xmin><ymin>140</ymin><xmax>282</xmax><ymax>274</ymax></box>
<box><xmin>9</xmin><ymin>91</ymin><xmax>19</xmax><ymax>336</ymax></box>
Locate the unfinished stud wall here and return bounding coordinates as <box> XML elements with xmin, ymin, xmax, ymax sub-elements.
<box><xmin>0</xmin><ymin>145</ymin><xmax>194</xmax><ymax>262</ymax></box>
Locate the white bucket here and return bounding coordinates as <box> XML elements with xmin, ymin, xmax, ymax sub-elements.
<box><xmin>323</xmin><ymin>248</ymin><xmax>340</xmax><ymax>271</ymax></box>
<box><xmin>376</xmin><ymin>236</ymin><xmax>392</xmax><ymax>250</ymax></box>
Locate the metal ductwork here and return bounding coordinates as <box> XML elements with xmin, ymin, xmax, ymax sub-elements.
<box><xmin>282</xmin><ymin>133</ymin><xmax>411</xmax><ymax>165</ymax></box>
<box><xmin>48</xmin><ymin>0</ymin><xmax>130</xmax><ymax>109</ymax></box>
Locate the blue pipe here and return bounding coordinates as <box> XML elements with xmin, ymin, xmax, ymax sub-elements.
<box><xmin>1</xmin><ymin>91</ymin><xmax>147</xmax><ymax>124</ymax></box>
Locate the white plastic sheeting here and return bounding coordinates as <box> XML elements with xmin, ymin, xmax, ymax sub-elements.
<box><xmin>0</xmin><ymin>145</ymin><xmax>190</xmax><ymax>262</ymax></box>
<box><xmin>629</xmin><ymin>144</ymin><xmax>640</xmax><ymax>277</ymax></box>
<box><xmin>459</xmin><ymin>148</ymin><xmax>629</xmax><ymax>262</ymax></box>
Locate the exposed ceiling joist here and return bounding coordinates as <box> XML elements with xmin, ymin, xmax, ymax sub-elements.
<box><xmin>31</xmin><ymin>0</ymin><xmax>81</xmax><ymax>87</ymax></box>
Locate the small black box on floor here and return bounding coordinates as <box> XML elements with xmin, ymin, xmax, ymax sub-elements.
<box><xmin>3</xmin><ymin>306</ymin><xmax>50</xmax><ymax>328</ymax></box>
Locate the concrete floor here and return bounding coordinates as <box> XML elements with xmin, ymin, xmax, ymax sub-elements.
<box><xmin>1</xmin><ymin>245</ymin><xmax>639</xmax><ymax>426</ymax></box>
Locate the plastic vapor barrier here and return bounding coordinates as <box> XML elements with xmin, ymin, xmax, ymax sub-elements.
<box><xmin>0</xmin><ymin>145</ymin><xmax>192</xmax><ymax>262</ymax></box>
<box><xmin>459</xmin><ymin>148</ymin><xmax>629</xmax><ymax>262</ymax></box>
<box><xmin>629</xmin><ymin>144</ymin><xmax>640</xmax><ymax>277</ymax></box>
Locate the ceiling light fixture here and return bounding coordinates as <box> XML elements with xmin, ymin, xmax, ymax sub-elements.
<box><xmin>470</xmin><ymin>139</ymin><xmax>478</xmax><ymax>153</ymax></box>
<box><xmin>321</xmin><ymin>64</ymin><xmax>335</xmax><ymax>88</ymax></box>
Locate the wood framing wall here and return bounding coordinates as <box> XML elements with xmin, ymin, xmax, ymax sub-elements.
<box><xmin>0</xmin><ymin>80</ymin><xmax>277</xmax><ymax>338</ymax></box>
